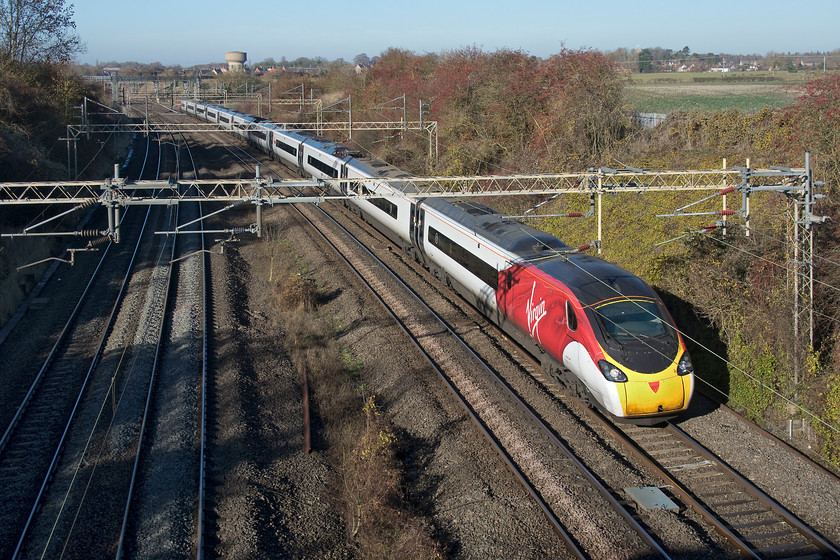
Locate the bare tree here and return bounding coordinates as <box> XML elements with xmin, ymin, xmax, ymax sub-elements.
<box><xmin>0</xmin><ymin>0</ymin><xmax>83</xmax><ymax>64</ymax></box>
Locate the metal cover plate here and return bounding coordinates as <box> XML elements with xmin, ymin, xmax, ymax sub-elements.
<box><xmin>625</xmin><ymin>486</ymin><xmax>679</xmax><ymax>511</ymax></box>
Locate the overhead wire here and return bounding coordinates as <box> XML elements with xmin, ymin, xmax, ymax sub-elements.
<box><xmin>648</xmin><ymin>235</ymin><xmax>840</xmax><ymax>333</ymax></box>
<box><xmin>698</xmin><ymin>230</ymin><xmax>840</xmax><ymax>297</ymax></box>
<box><xmin>38</xmin><ymin>130</ymin><xmax>166</xmax><ymax>557</ymax></box>
<box><xmin>256</xmin><ymin>97</ymin><xmax>840</xmax><ymax>442</ymax></box>
<box><xmin>503</xmin><ymin>170</ymin><xmax>840</xmax><ymax>436</ymax></box>
<box><xmin>745</xmin><ymin>224</ymin><xmax>840</xmax><ymax>271</ymax></box>
<box><xmin>555</xmin><ymin>253</ymin><xmax>840</xmax><ymax>438</ymax></box>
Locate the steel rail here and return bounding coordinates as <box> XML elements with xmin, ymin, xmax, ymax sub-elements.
<box><xmin>667</xmin><ymin>421</ymin><xmax>840</xmax><ymax>557</ymax></box>
<box><xmin>0</xmin><ymin>241</ymin><xmax>112</xmax><ymax>457</ymax></box>
<box><xmin>12</xmin><ymin>123</ymin><xmax>160</xmax><ymax>559</ymax></box>
<box><xmin>12</xmin><ymin>203</ymin><xmax>155</xmax><ymax>559</ymax></box>
<box><xmin>196</xmin><ymin>201</ymin><xmax>209</xmax><ymax>560</ymax></box>
<box><xmin>114</xmin><ymin>129</ymin><xmax>186</xmax><ymax>559</ymax></box>
<box><xmin>573</xmin><ymin>402</ymin><xmax>840</xmax><ymax>559</ymax></box>
<box><xmin>194</xmin><ymin>129</ymin><xmax>670</xmax><ymax>558</ymax></box>
<box><xmin>179</xmin><ymin>124</ymin><xmax>666</xmax><ymax>557</ymax></box>
<box><xmin>294</xmin><ymin>200</ymin><xmax>671</xmax><ymax>559</ymax></box>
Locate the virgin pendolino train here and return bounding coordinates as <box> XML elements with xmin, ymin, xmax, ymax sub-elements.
<box><xmin>180</xmin><ymin>99</ymin><xmax>695</xmax><ymax>423</ymax></box>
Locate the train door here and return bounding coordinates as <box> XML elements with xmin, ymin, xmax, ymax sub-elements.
<box><xmin>409</xmin><ymin>202</ymin><xmax>426</xmax><ymax>263</ymax></box>
<box><xmin>340</xmin><ymin>163</ymin><xmax>351</xmax><ymax>207</ymax></box>
<box><xmin>297</xmin><ymin>144</ymin><xmax>305</xmax><ymax>176</ymax></box>
<box><xmin>340</xmin><ymin>163</ymin><xmax>349</xmax><ymax>194</ymax></box>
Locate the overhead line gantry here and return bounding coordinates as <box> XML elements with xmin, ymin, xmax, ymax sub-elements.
<box><xmin>0</xmin><ymin>163</ymin><xmax>816</xmax><ymax>244</ymax></box>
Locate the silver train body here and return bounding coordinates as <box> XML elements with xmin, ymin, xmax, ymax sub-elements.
<box><xmin>180</xmin><ymin>99</ymin><xmax>694</xmax><ymax>423</ymax></box>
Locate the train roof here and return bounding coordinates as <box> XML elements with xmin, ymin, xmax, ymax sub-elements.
<box><xmin>348</xmin><ymin>157</ymin><xmax>414</xmax><ymax>184</ymax></box>
<box><xmin>538</xmin><ymin>254</ymin><xmax>656</xmax><ymax>306</ymax></box>
<box><xmin>423</xmin><ymin>197</ymin><xmax>654</xmax><ymax>305</ymax></box>
<box><xmin>423</xmin><ymin>197</ymin><xmax>568</xmax><ymax>253</ymax></box>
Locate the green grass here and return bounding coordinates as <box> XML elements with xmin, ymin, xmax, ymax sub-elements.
<box><xmin>624</xmin><ymin>85</ymin><xmax>799</xmax><ymax>113</ymax></box>
<box><xmin>622</xmin><ymin>70</ymin><xmax>834</xmax><ymax>113</ymax></box>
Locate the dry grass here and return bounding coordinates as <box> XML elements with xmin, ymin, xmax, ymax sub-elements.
<box><xmin>628</xmin><ymin>70</ymin><xmax>822</xmax><ymax>85</ymax></box>
<box><xmin>265</xmin><ymin>229</ymin><xmax>442</xmax><ymax>558</ymax></box>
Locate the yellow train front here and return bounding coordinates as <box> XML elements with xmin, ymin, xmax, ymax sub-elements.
<box><xmin>499</xmin><ymin>256</ymin><xmax>694</xmax><ymax>424</ymax></box>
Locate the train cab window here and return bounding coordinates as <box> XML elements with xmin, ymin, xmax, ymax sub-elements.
<box><xmin>566</xmin><ymin>301</ymin><xmax>578</xmax><ymax>331</ymax></box>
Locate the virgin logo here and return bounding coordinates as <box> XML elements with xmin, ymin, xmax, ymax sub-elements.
<box><xmin>527</xmin><ymin>282</ymin><xmax>547</xmax><ymax>343</ymax></box>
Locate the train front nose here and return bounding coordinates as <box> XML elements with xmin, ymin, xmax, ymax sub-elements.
<box><xmin>622</xmin><ymin>374</ymin><xmax>689</xmax><ymax>415</ymax></box>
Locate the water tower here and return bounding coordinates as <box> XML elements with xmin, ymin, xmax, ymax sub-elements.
<box><xmin>225</xmin><ymin>51</ymin><xmax>247</xmax><ymax>72</ymax></box>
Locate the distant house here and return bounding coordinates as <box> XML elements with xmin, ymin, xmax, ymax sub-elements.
<box><xmin>355</xmin><ymin>63</ymin><xmax>372</xmax><ymax>74</ymax></box>
<box><xmin>279</xmin><ymin>66</ymin><xmax>323</xmax><ymax>76</ymax></box>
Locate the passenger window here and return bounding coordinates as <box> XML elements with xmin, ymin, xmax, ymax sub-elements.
<box><xmin>566</xmin><ymin>301</ymin><xmax>578</xmax><ymax>331</ymax></box>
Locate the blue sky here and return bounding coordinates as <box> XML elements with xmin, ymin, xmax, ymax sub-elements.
<box><xmin>74</xmin><ymin>0</ymin><xmax>839</xmax><ymax>66</ymax></box>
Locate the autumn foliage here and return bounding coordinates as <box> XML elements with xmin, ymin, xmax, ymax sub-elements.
<box><xmin>334</xmin><ymin>47</ymin><xmax>629</xmax><ymax>174</ymax></box>
<box><xmin>783</xmin><ymin>72</ymin><xmax>840</xmax><ymax>187</ymax></box>
<box><xmin>296</xmin><ymin>56</ymin><xmax>840</xmax><ymax>465</ymax></box>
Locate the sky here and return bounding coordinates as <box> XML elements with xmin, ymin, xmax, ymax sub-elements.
<box><xmin>74</xmin><ymin>0</ymin><xmax>840</xmax><ymax>66</ymax></box>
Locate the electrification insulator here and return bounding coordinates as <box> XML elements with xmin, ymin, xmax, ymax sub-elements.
<box><xmin>76</xmin><ymin>199</ymin><xmax>98</xmax><ymax>210</ymax></box>
<box><xmin>718</xmin><ymin>209</ymin><xmax>736</xmax><ymax>216</ymax></box>
<box><xmin>565</xmin><ymin>212</ymin><xmax>584</xmax><ymax>218</ymax></box>
<box><xmin>576</xmin><ymin>244</ymin><xmax>591</xmax><ymax>252</ymax></box>
<box><xmin>231</xmin><ymin>227</ymin><xmax>250</xmax><ymax>234</ymax></box>
<box><xmin>87</xmin><ymin>235</ymin><xmax>110</xmax><ymax>247</ymax></box>
<box><xmin>703</xmin><ymin>225</ymin><xmax>718</xmax><ymax>233</ymax></box>
<box><xmin>718</xmin><ymin>186</ymin><xmax>737</xmax><ymax>195</ymax></box>
<box><xmin>76</xmin><ymin>229</ymin><xmax>103</xmax><ymax>237</ymax></box>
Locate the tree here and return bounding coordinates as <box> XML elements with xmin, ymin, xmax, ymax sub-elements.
<box><xmin>256</xmin><ymin>57</ymin><xmax>276</xmax><ymax>68</ymax></box>
<box><xmin>784</xmin><ymin>73</ymin><xmax>840</xmax><ymax>186</ymax></box>
<box><xmin>353</xmin><ymin>53</ymin><xmax>371</xmax><ymax>67</ymax></box>
<box><xmin>638</xmin><ymin>48</ymin><xmax>653</xmax><ymax>73</ymax></box>
<box><xmin>0</xmin><ymin>0</ymin><xmax>83</xmax><ymax>64</ymax></box>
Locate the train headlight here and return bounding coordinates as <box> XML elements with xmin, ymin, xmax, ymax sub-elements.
<box><xmin>598</xmin><ymin>360</ymin><xmax>628</xmax><ymax>383</ymax></box>
<box><xmin>677</xmin><ymin>353</ymin><xmax>694</xmax><ymax>376</ymax></box>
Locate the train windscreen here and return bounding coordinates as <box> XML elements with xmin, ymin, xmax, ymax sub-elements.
<box><xmin>593</xmin><ymin>299</ymin><xmax>667</xmax><ymax>340</ymax></box>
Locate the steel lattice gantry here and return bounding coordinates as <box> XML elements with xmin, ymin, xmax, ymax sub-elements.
<box><xmin>0</xmin><ymin>163</ymin><xmax>825</xmax><ymax>340</ymax></box>
<box><xmin>0</xmin><ymin>164</ymin><xmax>814</xmax><ymax>242</ymax></box>
<box><xmin>62</xmin><ymin>120</ymin><xmax>440</xmax><ymax>177</ymax></box>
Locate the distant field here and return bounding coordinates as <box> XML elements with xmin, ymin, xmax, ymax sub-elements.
<box><xmin>628</xmin><ymin>70</ymin><xmax>821</xmax><ymax>85</ymax></box>
<box><xmin>624</xmin><ymin>71</ymin><xmax>825</xmax><ymax>113</ymax></box>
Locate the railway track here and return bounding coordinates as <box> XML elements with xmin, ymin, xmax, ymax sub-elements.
<box><xmin>287</xmin><ymin>197</ymin><xmax>669</xmax><ymax>558</ymax></box>
<box><xmin>192</xmin><ymin>120</ymin><xmax>840</xmax><ymax>557</ymax></box>
<box><xmin>0</xmin><ymin>201</ymin><xmax>156</xmax><ymax>557</ymax></box>
<box><xmin>113</xmin><ymin>132</ymin><xmax>209</xmax><ymax>559</ymax></box>
<box><xmin>6</xmin><ymin>102</ymin><xmax>836</xmax><ymax>558</ymax></box>
<box><xmin>0</xmin><ymin>123</ymin><xmax>208</xmax><ymax>558</ymax></box>
<box><xmin>161</xmin><ymin>106</ymin><xmax>840</xmax><ymax>558</ymax></box>
<box><xmin>302</xmin><ymin>189</ymin><xmax>840</xmax><ymax>559</ymax></box>
<box><xmin>604</xmin><ymin>413</ymin><xmax>839</xmax><ymax>558</ymax></box>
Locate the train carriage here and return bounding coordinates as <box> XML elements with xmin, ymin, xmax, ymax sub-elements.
<box><xmin>180</xmin><ymin>99</ymin><xmax>695</xmax><ymax>423</ymax></box>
